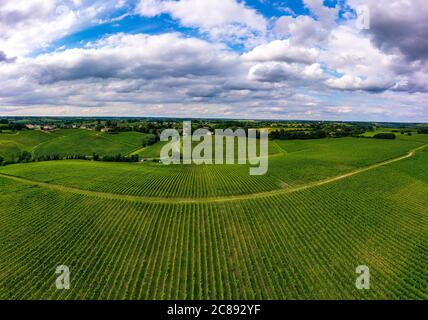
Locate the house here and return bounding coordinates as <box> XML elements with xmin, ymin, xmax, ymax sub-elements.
<box><xmin>41</xmin><ymin>125</ymin><xmax>56</xmax><ymax>131</ymax></box>
<box><xmin>26</xmin><ymin>124</ymin><xmax>41</xmax><ymax>130</ymax></box>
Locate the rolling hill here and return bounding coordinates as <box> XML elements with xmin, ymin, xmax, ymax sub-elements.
<box><xmin>0</xmin><ymin>132</ymin><xmax>427</xmax><ymax>299</ymax></box>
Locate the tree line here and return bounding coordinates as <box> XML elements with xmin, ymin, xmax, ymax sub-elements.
<box><xmin>269</xmin><ymin>124</ymin><xmax>369</xmax><ymax>140</ymax></box>
<box><xmin>0</xmin><ymin>152</ymin><xmax>140</xmax><ymax>166</ymax></box>
<box><xmin>270</xmin><ymin>129</ymin><xmax>327</xmax><ymax>140</ymax></box>
<box><xmin>373</xmin><ymin>133</ymin><xmax>396</xmax><ymax>139</ymax></box>
<box><xmin>0</xmin><ymin>119</ymin><xmax>26</xmax><ymax>132</ymax></box>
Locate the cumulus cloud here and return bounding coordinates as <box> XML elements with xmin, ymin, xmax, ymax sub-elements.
<box><xmin>138</xmin><ymin>0</ymin><xmax>265</xmax><ymax>28</ymax></box>
<box><xmin>325</xmin><ymin>74</ymin><xmax>395</xmax><ymax>92</ymax></box>
<box><xmin>248</xmin><ymin>62</ymin><xmax>324</xmax><ymax>83</ymax></box>
<box><xmin>0</xmin><ymin>0</ymin><xmax>126</xmax><ymax>57</ymax></box>
<box><xmin>274</xmin><ymin>15</ymin><xmax>330</xmax><ymax>46</ymax></box>
<box><xmin>242</xmin><ymin>40</ymin><xmax>319</xmax><ymax>64</ymax></box>
<box><xmin>303</xmin><ymin>0</ymin><xmax>338</xmax><ymax>26</ymax></box>
<box><xmin>274</xmin><ymin>0</ymin><xmax>338</xmax><ymax>46</ymax></box>
<box><xmin>349</xmin><ymin>0</ymin><xmax>428</xmax><ymax>62</ymax></box>
<box><xmin>25</xmin><ymin>33</ymin><xmax>239</xmax><ymax>84</ymax></box>
<box><xmin>0</xmin><ymin>51</ymin><xmax>16</xmax><ymax>63</ymax></box>
<box><xmin>0</xmin><ymin>32</ymin><xmax>254</xmax><ymax>112</ymax></box>
<box><xmin>321</xmin><ymin>25</ymin><xmax>404</xmax><ymax>92</ymax></box>
<box><xmin>0</xmin><ymin>0</ymin><xmax>427</xmax><ymax>121</ymax></box>
<box><xmin>137</xmin><ymin>0</ymin><xmax>267</xmax><ymax>44</ymax></box>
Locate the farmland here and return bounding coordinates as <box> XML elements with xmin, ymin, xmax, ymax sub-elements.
<box><xmin>0</xmin><ymin>129</ymin><xmax>151</xmax><ymax>161</ymax></box>
<box><xmin>0</xmin><ymin>128</ymin><xmax>427</xmax><ymax>299</ymax></box>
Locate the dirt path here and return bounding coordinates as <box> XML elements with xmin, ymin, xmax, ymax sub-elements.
<box><xmin>1</xmin><ymin>144</ymin><xmax>426</xmax><ymax>204</ymax></box>
<box><xmin>30</xmin><ymin>130</ymin><xmax>74</xmax><ymax>157</ymax></box>
<box><xmin>127</xmin><ymin>146</ymin><xmax>147</xmax><ymax>156</ymax></box>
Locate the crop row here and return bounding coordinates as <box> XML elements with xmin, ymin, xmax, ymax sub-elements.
<box><xmin>0</xmin><ymin>151</ymin><xmax>426</xmax><ymax>299</ymax></box>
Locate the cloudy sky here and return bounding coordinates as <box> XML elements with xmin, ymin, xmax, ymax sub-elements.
<box><xmin>0</xmin><ymin>0</ymin><xmax>427</xmax><ymax>121</ymax></box>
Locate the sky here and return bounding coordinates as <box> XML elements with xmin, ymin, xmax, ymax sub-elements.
<box><xmin>0</xmin><ymin>0</ymin><xmax>427</xmax><ymax>122</ymax></box>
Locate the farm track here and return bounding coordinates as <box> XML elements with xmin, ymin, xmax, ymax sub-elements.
<box><xmin>30</xmin><ymin>132</ymin><xmax>70</xmax><ymax>156</ymax></box>
<box><xmin>127</xmin><ymin>146</ymin><xmax>147</xmax><ymax>156</ymax></box>
<box><xmin>1</xmin><ymin>140</ymin><xmax>427</xmax><ymax>300</ymax></box>
<box><xmin>1</xmin><ymin>144</ymin><xmax>426</xmax><ymax>204</ymax></box>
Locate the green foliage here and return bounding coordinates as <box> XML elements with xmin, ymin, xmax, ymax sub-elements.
<box><xmin>146</xmin><ymin>134</ymin><xmax>159</xmax><ymax>146</ymax></box>
<box><xmin>0</xmin><ymin>141</ymin><xmax>23</xmax><ymax>162</ymax></box>
<box><xmin>101</xmin><ymin>154</ymin><xmax>139</xmax><ymax>162</ymax></box>
<box><xmin>0</xmin><ymin>128</ymin><xmax>427</xmax><ymax>300</ymax></box>
<box><xmin>270</xmin><ymin>129</ymin><xmax>327</xmax><ymax>140</ymax></box>
<box><xmin>0</xmin><ymin>145</ymin><xmax>427</xmax><ymax>299</ymax></box>
<box><xmin>33</xmin><ymin>130</ymin><xmax>147</xmax><ymax>158</ymax></box>
<box><xmin>0</xmin><ymin>122</ymin><xmax>25</xmax><ymax>131</ymax></box>
<box><xmin>133</xmin><ymin>141</ymin><xmax>168</xmax><ymax>159</ymax></box>
<box><xmin>0</xmin><ymin>130</ymin><xmax>153</xmax><ymax>165</ymax></box>
<box><xmin>373</xmin><ymin>133</ymin><xmax>396</xmax><ymax>139</ymax></box>
<box><xmin>17</xmin><ymin>151</ymin><xmax>32</xmax><ymax>163</ymax></box>
<box><xmin>1</xmin><ymin>138</ymin><xmax>423</xmax><ymax>198</ymax></box>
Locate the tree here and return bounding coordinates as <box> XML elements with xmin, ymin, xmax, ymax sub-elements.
<box><xmin>373</xmin><ymin>133</ymin><xmax>396</xmax><ymax>140</ymax></box>
<box><xmin>18</xmin><ymin>151</ymin><xmax>32</xmax><ymax>163</ymax></box>
<box><xmin>270</xmin><ymin>129</ymin><xmax>327</xmax><ymax>140</ymax></box>
<box><xmin>146</xmin><ymin>134</ymin><xmax>159</xmax><ymax>146</ymax></box>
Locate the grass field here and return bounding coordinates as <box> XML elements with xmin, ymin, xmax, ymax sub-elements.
<box><xmin>0</xmin><ymin>131</ymin><xmax>427</xmax><ymax>299</ymax></box>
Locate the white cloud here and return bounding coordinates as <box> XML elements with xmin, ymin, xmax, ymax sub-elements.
<box><xmin>303</xmin><ymin>63</ymin><xmax>323</xmax><ymax>79</ymax></box>
<box><xmin>0</xmin><ymin>0</ymin><xmax>427</xmax><ymax>121</ymax></box>
<box><xmin>336</xmin><ymin>107</ymin><xmax>353</xmax><ymax>113</ymax></box>
<box><xmin>248</xmin><ymin>62</ymin><xmax>324</xmax><ymax>82</ymax></box>
<box><xmin>273</xmin><ymin>0</ymin><xmax>338</xmax><ymax>46</ymax></box>
<box><xmin>274</xmin><ymin>15</ymin><xmax>329</xmax><ymax>46</ymax></box>
<box><xmin>321</xmin><ymin>25</ymin><xmax>400</xmax><ymax>92</ymax></box>
<box><xmin>0</xmin><ymin>0</ymin><xmax>125</xmax><ymax>57</ymax></box>
<box><xmin>347</xmin><ymin>0</ymin><xmax>428</xmax><ymax>61</ymax></box>
<box><xmin>242</xmin><ymin>40</ymin><xmax>319</xmax><ymax>64</ymax></box>
<box><xmin>23</xmin><ymin>33</ymin><xmax>240</xmax><ymax>84</ymax></box>
<box><xmin>303</xmin><ymin>0</ymin><xmax>338</xmax><ymax>26</ymax></box>
<box><xmin>325</xmin><ymin>74</ymin><xmax>395</xmax><ymax>92</ymax></box>
<box><xmin>137</xmin><ymin>0</ymin><xmax>267</xmax><ymax>44</ymax></box>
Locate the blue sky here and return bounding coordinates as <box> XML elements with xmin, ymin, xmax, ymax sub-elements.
<box><xmin>49</xmin><ymin>1</ymin><xmax>340</xmax><ymax>52</ymax></box>
<box><xmin>51</xmin><ymin>1</ymin><xmax>306</xmax><ymax>51</ymax></box>
<box><xmin>0</xmin><ymin>0</ymin><xmax>427</xmax><ymax>122</ymax></box>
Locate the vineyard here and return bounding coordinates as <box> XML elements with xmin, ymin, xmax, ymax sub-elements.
<box><xmin>0</xmin><ymin>130</ymin><xmax>427</xmax><ymax>299</ymax></box>
<box><xmin>0</xmin><ymin>129</ymin><xmax>151</xmax><ymax>161</ymax></box>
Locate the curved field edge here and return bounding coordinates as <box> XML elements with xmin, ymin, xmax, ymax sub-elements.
<box><xmin>0</xmin><ymin>129</ymin><xmax>151</xmax><ymax>160</ymax></box>
<box><xmin>0</xmin><ymin>144</ymin><xmax>427</xmax><ymax>204</ymax></box>
<box><xmin>0</xmin><ymin>138</ymin><xmax>425</xmax><ymax>199</ymax></box>
<box><xmin>0</xmin><ymin>148</ymin><xmax>427</xmax><ymax>299</ymax></box>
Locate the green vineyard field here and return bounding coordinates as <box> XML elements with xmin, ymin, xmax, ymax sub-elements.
<box><xmin>0</xmin><ymin>131</ymin><xmax>427</xmax><ymax>299</ymax></box>
<box><xmin>0</xmin><ymin>129</ymin><xmax>150</xmax><ymax>161</ymax></box>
